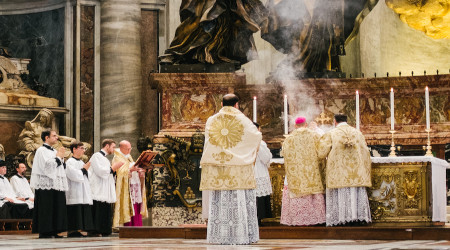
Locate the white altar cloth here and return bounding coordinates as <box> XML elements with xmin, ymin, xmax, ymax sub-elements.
<box><xmin>271</xmin><ymin>156</ymin><xmax>450</xmax><ymax>222</ymax></box>
<box><xmin>371</xmin><ymin>156</ymin><xmax>449</xmax><ymax>222</ymax></box>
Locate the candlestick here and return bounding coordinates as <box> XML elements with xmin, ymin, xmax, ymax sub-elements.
<box><xmin>424</xmin><ymin>129</ymin><xmax>433</xmax><ymax>157</ymax></box>
<box><xmin>389</xmin><ymin>130</ymin><xmax>397</xmax><ymax>157</ymax></box>
<box><xmin>253</xmin><ymin>96</ymin><xmax>257</xmax><ymax>123</ymax></box>
<box><xmin>425</xmin><ymin>86</ymin><xmax>430</xmax><ymax>130</ymax></box>
<box><xmin>390</xmin><ymin>88</ymin><xmax>394</xmax><ymax>131</ymax></box>
<box><xmin>356</xmin><ymin>90</ymin><xmax>360</xmax><ymax>130</ymax></box>
<box><xmin>284</xmin><ymin>95</ymin><xmax>288</xmax><ymax>135</ymax></box>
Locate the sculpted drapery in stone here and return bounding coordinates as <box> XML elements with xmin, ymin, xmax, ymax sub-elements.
<box><xmin>317</xmin><ymin>124</ymin><xmax>372</xmax><ymax>189</ymax></box>
<box><xmin>281</xmin><ymin>128</ymin><xmax>324</xmax><ymax>198</ymax></box>
<box><xmin>261</xmin><ymin>0</ymin><xmax>345</xmax><ymax>73</ymax></box>
<box><xmin>17</xmin><ymin>108</ymin><xmax>91</xmax><ymax>166</ymax></box>
<box><xmin>160</xmin><ymin>0</ymin><xmax>268</xmax><ymax>65</ymax></box>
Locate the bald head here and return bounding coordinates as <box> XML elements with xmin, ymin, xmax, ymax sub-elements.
<box><xmin>119</xmin><ymin>140</ymin><xmax>132</xmax><ymax>155</ymax></box>
<box><xmin>222</xmin><ymin>94</ymin><xmax>239</xmax><ymax>107</ymax></box>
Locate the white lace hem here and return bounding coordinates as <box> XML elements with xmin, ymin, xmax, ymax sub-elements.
<box><xmin>207</xmin><ymin>189</ymin><xmax>259</xmax><ymax>245</ymax></box>
<box><xmin>255</xmin><ymin>176</ymin><xmax>272</xmax><ymax>197</ymax></box>
<box><xmin>325</xmin><ymin>187</ymin><xmax>371</xmax><ymax>226</ymax></box>
<box><xmin>30</xmin><ymin>174</ymin><xmax>68</xmax><ymax>191</ymax></box>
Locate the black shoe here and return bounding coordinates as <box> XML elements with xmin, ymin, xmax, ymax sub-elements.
<box><xmin>87</xmin><ymin>232</ymin><xmax>101</xmax><ymax>237</ymax></box>
<box><xmin>68</xmin><ymin>232</ymin><xmax>85</xmax><ymax>238</ymax></box>
<box><xmin>38</xmin><ymin>234</ymin><xmax>54</xmax><ymax>239</ymax></box>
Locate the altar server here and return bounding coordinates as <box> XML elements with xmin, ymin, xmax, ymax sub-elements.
<box><xmin>112</xmin><ymin>140</ymin><xmax>148</xmax><ymax>227</ymax></box>
<box><xmin>200</xmin><ymin>93</ymin><xmax>262</xmax><ymax>245</ymax></box>
<box><xmin>10</xmin><ymin>163</ymin><xmax>34</xmax><ymax>209</ymax></box>
<box><xmin>89</xmin><ymin>139</ymin><xmax>123</xmax><ymax>236</ymax></box>
<box><xmin>318</xmin><ymin>113</ymin><xmax>372</xmax><ymax>226</ymax></box>
<box><xmin>0</xmin><ymin>161</ymin><xmax>31</xmax><ymax>219</ymax></box>
<box><xmin>280</xmin><ymin>116</ymin><xmax>326</xmax><ymax>226</ymax></box>
<box><xmin>30</xmin><ymin>130</ymin><xmax>68</xmax><ymax>238</ymax></box>
<box><xmin>253</xmin><ymin>122</ymin><xmax>273</xmax><ymax>225</ymax></box>
<box><xmin>65</xmin><ymin>141</ymin><xmax>94</xmax><ymax>237</ymax></box>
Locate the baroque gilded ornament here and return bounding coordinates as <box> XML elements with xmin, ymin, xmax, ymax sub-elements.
<box><xmin>212</xmin><ymin>151</ymin><xmax>234</xmax><ymax>164</ymax></box>
<box><xmin>208</xmin><ymin>114</ymin><xmax>244</xmax><ymax>149</ymax></box>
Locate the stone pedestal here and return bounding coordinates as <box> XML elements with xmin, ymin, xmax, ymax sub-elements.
<box><xmin>100</xmin><ymin>0</ymin><xmax>142</xmax><ymax>158</ymax></box>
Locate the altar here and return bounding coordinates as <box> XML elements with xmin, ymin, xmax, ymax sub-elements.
<box><xmin>269</xmin><ymin>156</ymin><xmax>449</xmax><ymax>225</ymax></box>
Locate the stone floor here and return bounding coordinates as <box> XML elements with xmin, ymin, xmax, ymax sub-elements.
<box><xmin>1</xmin><ymin>234</ymin><xmax>450</xmax><ymax>249</ymax></box>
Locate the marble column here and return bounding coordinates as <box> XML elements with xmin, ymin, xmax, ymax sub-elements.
<box><xmin>100</xmin><ymin>0</ymin><xmax>142</xmax><ymax>158</ymax></box>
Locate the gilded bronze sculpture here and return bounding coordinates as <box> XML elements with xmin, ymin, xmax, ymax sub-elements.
<box><xmin>159</xmin><ymin>0</ymin><xmax>268</xmax><ymax>66</ymax></box>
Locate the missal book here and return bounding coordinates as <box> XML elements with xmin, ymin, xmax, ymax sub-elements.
<box><xmin>134</xmin><ymin>150</ymin><xmax>158</xmax><ymax>169</ymax></box>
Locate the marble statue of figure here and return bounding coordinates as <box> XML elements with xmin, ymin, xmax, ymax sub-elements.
<box><xmin>159</xmin><ymin>0</ymin><xmax>268</xmax><ymax>66</ymax></box>
<box><xmin>261</xmin><ymin>0</ymin><xmax>345</xmax><ymax>73</ymax></box>
<box><xmin>17</xmin><ymin>108</ymin><xmax>91</xmax><ymax>166</ymax></box>
<box><xmin>0</xmin><ymin>55</ymin><xmax>27</xmax><ymax>90</ymax></box>
<box><xmin>0</xmin><ymin>144</ymin><xmax>4</xmax><ymax>161</ymax></box>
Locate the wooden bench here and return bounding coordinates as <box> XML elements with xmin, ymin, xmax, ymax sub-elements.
<box><xmin>0</xmin><ymin>219</ymin><xmax>32</xmax><ymax>234</ymax></box>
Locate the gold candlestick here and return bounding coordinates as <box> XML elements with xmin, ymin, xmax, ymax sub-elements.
<box><xmin>389</xmin><ymin>130</ymin><xmax>397</xmax><ymax>157</ymax></box>
<box><xmin>424</xmin><ymin>129</ymin><xmax>433</xmax><ymax>157</ymax></box>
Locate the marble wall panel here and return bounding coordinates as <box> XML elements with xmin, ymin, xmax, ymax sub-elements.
<box><xmin>80</xmin><ymin>6</ymin><xmax>95</xmax><ymax>147</ymax></box>
<box><xmin>141</xmin><ymin>10</ymin><xmax>159</xmax><ymax>138</ymax></box>
<box><xmin>0</xmin><ymin>8</ymin><xmax>65</xmax><ymax>104</ymax></box>
<box><xmin>0</xmin><ymin>121</ymin><xmax>24</xmax><ymax>155</ymax></box>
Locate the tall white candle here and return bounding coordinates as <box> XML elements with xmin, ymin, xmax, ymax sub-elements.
<box><xmin>253</xmin><ymin>96</ymin><xmax>257</xmax><ymax>123</ymax></box>
<box><xmin>356</xmin><ymin>90</ymin><xmax>360</xmax><ymax>130</ymax></box>
<box><xmin>425</xmin><ymin>86</ymin><xmax>430</xmax><ymax>130</ymax></box>
<box><xmin>284</xmin><ymin>95</ymin><xmax>288</xmax><ymax>134</ymax></box>
<box><xmin>390</xmin><ymin>88</ymin><xmax>394</xmax><ymax>131</ymax></box>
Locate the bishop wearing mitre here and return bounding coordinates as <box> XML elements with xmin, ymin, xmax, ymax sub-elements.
<box><xmin>112</xmin><ymin>140</ymin><xmax>148</xmax><ymax>228</ymax></box>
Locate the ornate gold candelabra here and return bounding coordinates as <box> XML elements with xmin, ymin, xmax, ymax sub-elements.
<box><xmin>389</xmin><ymin>130</ymin><xmax>397</xmax><ymax>157</ymax></box>
<box><xmin>424</xmin><ymin>129</ymin><xmax>433</xmax><ymax>157</ymax></box>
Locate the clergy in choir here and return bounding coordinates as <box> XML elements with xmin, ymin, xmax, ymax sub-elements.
<box><xmin>65</xmin><ymin>141</ymin><xmax>94</xmax><ymax>237</ymax></box>
<box><xmin>280</xmin><ymin>116</ymin><xmax>326</xmax><ymax>226</ymax></box>
<box><xmin>30</xmin><ymin>130</ymin><xmax>68</xmax><ymax>238</ymax></box>
<box><xmin>89</xmin><ymin>139</ymin><xmax>124</xmax><ymax>236</ymax></box>
<box><xmin>200</xmin><ymin>93</ymin><xmax>262</xmax><ymax>245</ymax></box>
<box><xmin>112</xmin><ymin>140</ymin><xmax>148</xmax><ymax>227</ymax></box>
<box><xmin>10</xmin><ymin>163</ymin><xmax>35</xmax><ymax>209</ymax></box>
<box><xmin>253</xmin><ymin>122</ymin><xmax>273</xmax><ymax>225</ymax></box>
<box><xmin>0</xmin><ymin>161</ymin><xmax>32</xmax><ymax>219</ymax></box>
<box><xmin>318</xmin><ymin>113</ymin><xmax>372</xmax><ymax>226</ymax></box>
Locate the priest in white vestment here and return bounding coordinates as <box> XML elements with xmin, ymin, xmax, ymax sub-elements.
<box><xmin>65</xmin><ymin>141</ymin><xmax>94</xmax><ymax>237</ymax></box>
<box><xmin>253</xmin><ymin>122</ymin><xmax>273</xmax><ymax>225</ymax></box>
<box><xmin>10</xmin><ymin>163</ymin><xmax>34</xmax><ymax>209</ymax></box>
<box><xmin>89</xmin><ymin>139</ymin><xmax>123</xmax><ymax>236</ymax></box>
<box><xmin>318</xmin><ymin>114</ymin><xmax>372</xmax><ymax>226</ymax></box>
<box><xmin>30</xmin><ymin>130</ymin><xmax>68</xmax><ymax>238</ymax></box>
<box><xmin>200</xmin><ymin>94</ymin><xmax>262</xmax><ymax>245</ymax></box>
<box><xmin>0</xmin><ymin>161</ymin><xmax>31</xmax><ymax>219</ymax></box>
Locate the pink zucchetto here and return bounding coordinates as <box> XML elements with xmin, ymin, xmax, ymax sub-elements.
<box><xmin>295</xmin><ymin>116</ymin><xmax>306</xmax><ymax>124</ymax></box>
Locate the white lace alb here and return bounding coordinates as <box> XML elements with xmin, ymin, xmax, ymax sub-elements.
<box><xmin>325</xmin><ymin>187</ymin><xmax>371</xmax><ymax>226</ymax></box>
<box><xmin>207</xmin><ymin>189</ymin><xmax>259</xmax><ymax>245</ymax></box>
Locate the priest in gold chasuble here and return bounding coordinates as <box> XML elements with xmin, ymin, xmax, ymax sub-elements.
<box><xmin>112</xmin><ymin>141</ymin><xmax>148</xmax><ymax>228</ymax></box>
<box><xmin>318</xmin><ymin>114</ymin><xmax>372</xmax><ymax>226</ymax></box>
<box><xmin>280</xmin><ymin>116</ymin><xmax>326</xmax><ymax>226</ymax></box>
<box><xmin>200</xmin><ymin>94</ymin><xmax>262</xmax><ymax>245</ymax></box>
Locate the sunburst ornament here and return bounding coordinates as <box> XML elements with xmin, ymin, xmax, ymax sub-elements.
<box><xmin>209</xmin><ymin>114</ymin><xmax>244</xmax><ymax>149</ymax></box>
